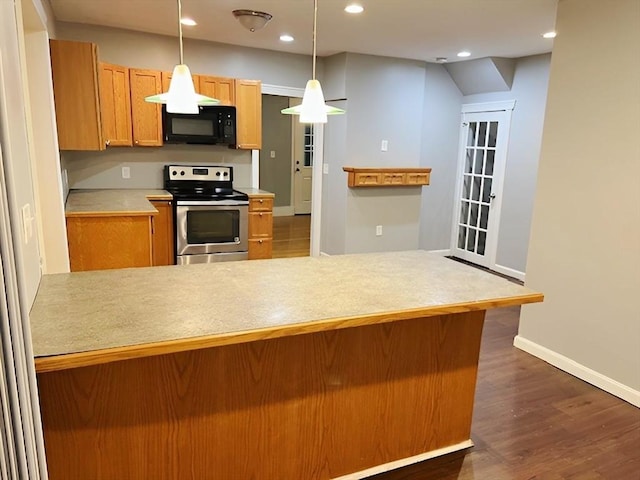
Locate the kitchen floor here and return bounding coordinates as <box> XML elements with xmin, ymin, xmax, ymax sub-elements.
<box><xmin>272</xmin><ymin>214</ymin><xmax>311</xmax><ymax>258</ymax></box>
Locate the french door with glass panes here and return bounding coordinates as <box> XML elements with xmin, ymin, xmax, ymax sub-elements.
<box><xmin>451</xmin><ymin>106</ymin><xmax>512</xmax><ymax>268</ymax></box>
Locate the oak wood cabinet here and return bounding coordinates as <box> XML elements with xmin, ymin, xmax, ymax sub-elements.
<box><xmin>235</xmin><ymin>79</ymin><xmax>262</xmax><ymax>150</ymax></box>
<box><xmin>198</xmin><ymin>75</ymin><xmax>235</xmax><ymax>106</ymax></box>
<box><xmin>50</xmin><ymin>39</ymin><xmax>104</xmax><ymax>151</ymax></box>
<box><xmin>129</xmin><ymin>69</ymin><xmax>163</xmax><ymax>147</ymax></box>
<box><xmin>99</xmin><ymin>63</ymin><xmax>133</xmax><ymax>147</ymax></box>
<box><xmin>248</xmin><ymin>195</ymin><xmax>273</xmax><ymax>260</ymax></box>
<box><xmin>66</xmin><ymin>215</ymin><xmax>153</xmax><ymax>272</ymax></box>
<box><xmin>150</xmin><ymin>200</ymin><xmax>174</xmax><ymax>266</ymax></box>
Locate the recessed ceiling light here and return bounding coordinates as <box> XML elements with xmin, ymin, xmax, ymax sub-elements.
<box><xmin>280</xmin><ymin>34</ymin><xmax>294</xmax><ymax>42</ymax></box>
<box><xmin>542</xmin><ymin>31</ymin><xmax>557</xmax><ymax>39</ymax></box>
<box><xmin>457</xmin><ymin>51</ymin><xmax>471</xmax><ymax>58</ymax></box>
<box><xmin>345</xmin><ymin>4</ymin><xmax>364</xmax><ymax>14</ymax></box>
<box><xmin>180</xmin><ymin>18</ymin><xmax>197</xmax><ymax>26</ymax></box>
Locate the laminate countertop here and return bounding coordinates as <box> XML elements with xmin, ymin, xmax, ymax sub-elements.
<box><xmin>65</xmin><ymin>189</ymin><xmax>172</xmax><ymax>217</ymax></box>
<box><xmin>30</xmin><ymin>251</ymin><xmax>543</xmax><ymax>372</ymax></box>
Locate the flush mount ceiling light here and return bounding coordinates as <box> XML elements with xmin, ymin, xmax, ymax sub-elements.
<box><xmin>542</xmin><ymin>31</ymin><xmax>557</xmax><ymax>38</ymax></box>
<box><xmin>280</xmin><ymin>34</ymin><xmax>294</xmax><ymax>42</ymax></box>
<box><xmin>145</xmin><ymin>0</ymin><xmax>218</xmax><ymax>114</ymax></box>
<box><xmin>457</xmin><ymin>50</ymin><xmax>471</xmax><ymax>58</ymax></box>
<box><xmin>233</xmin><ymin>9</ymin><xmax>273</xmax><ymax>32</ymax></box>
<box><xmin>281</xmin><ymin>0</ymin><xmax>346</xmax><ymax>123</ymax></box>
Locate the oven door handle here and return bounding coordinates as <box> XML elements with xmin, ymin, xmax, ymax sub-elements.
<box><xmin>176</xmin><ymin>200</ymin><xmax>249</xmax><ymax>206</ymax></box>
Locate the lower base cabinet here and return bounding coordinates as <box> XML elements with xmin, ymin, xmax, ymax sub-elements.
<box><xmin>150</xmin><ymin>200</ymin><xmax>174</xmax><ymax>266</ymax></box>
<box><xmin>66</xmin><ymin>215</ymin><xmax>153</xmax><ymax>272</ymax></box>
<box><xmin>248</xmin><ymin>195</ymin><xmax>273</xmax><ymax>260</ymax></box>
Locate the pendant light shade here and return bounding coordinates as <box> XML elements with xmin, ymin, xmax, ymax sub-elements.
<box><xmin>281</xmin><ymin>0</ymin><xmax>345</xmax><ymax>123</ymax></box>
<box><xmin>145</xmin><ymin>0</ymin><xmax>219</xmax><ymax>114</ymax></box>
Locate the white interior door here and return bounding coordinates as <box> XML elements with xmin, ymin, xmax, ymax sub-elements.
<box><xmin>293</xmin><ymin>122</ymin><xmax>313</xmax><ymax>215</ymax></box>
<box><xmin>451</xmin><ymin>104</ymin><xmax>513</xmax><ymax>268</ymax></box>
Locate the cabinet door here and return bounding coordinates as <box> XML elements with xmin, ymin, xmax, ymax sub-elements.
<box><xmin>50</xmin><ymin>40</ymin><xmax>104</xmax><ymax>150</ymax></box>
<box><xmin>235</xmin><ymin>79</ymin><xmax>262</xmax><ymax>150</ymax></box>
<box><xmin>66</xmin><ymin>216</ymin><xmax>153</xmax><ymax>271</ymax></box>
<box><xmin>198</xmin><ymin>76</ymin><xmax>235</xmax><ymax>106</ymax></box>
<box><xmin>100</xmin><ymin>63</ymin><xmax>133</xmax><ymax>147</ymax></box>
<box><xmin>129</xmin><ymin>69</ymin><xmax>163</xmax><ymax>147</ymax></box>
<box><xmin>150</xmin><ymin>200</ymin><xmax>175</xmax><ymax>266</ymax></box>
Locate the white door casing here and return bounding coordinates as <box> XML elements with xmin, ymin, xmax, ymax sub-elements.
<box><xmin>450</xmin><ymin>101</ymin><xmax>514</xmax><ymax>269</ymax></box>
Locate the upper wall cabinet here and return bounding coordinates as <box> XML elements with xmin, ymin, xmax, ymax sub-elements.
<box><xmin>129</xmin><ymin>69</ymin><xmax>163</xmax><ymax>147</ymax></box>
<box><xmin>50</xmin><ymin>40</ymin><xmax>104</xmax><ymax>151</ymax></box>
<box><xmin>99</xmin><ymin>63</ymin><xmax>133</xmax><ymax>147</ymax></box>
<box><xmin>199</xmin><ymin>76</ymin><xmax>235</xmax><ymax>106</ymax></box>
<box><xmin>235</xmin><ymin>79</ymin><xmax>262</xmax><ymax>150</ymax></box>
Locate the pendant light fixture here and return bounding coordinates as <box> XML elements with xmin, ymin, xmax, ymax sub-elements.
<box><xmin>145</xmin><ymin>0</ymin><xmax>219</xmax><ymax>114</ymax></box>
<box><xmin>281</xmin><ymin>0</ymin><xmax>345</xmax><ymax>123</ymax></box>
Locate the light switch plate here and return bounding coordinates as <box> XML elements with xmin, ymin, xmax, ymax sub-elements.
<box><xmin>270</xmin><ymin>150</ymin><xmax>276</xmax><ymax>158</ymax></box>
<box><xmin>122</xmin><ymin>166</ymin><xmax>130</xmax><ymax>179</ymax></box>
<box><xmin>323</xmin><ymin>164</ymin><xmax>329</xmax><ymax>174</ymax></box>
<box><xmin>381</xmin><ymin>140</ymin><xmax>389</xmax><ymax>152</ymax></box>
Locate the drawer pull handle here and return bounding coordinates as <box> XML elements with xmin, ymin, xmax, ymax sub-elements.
<box><xmin>259</xmin><ymin>240</ymin><xmax>263</xmax><ymax>244</ymax></box>
<box><xmin>259</xmin><ymin>199</ymin><xmax>264</xmax><ymax>203</ymax></box>
<box><xmin>259</xmin><ymin>213</ymin><xmax>263</xmax><ymax>217</ymax></box>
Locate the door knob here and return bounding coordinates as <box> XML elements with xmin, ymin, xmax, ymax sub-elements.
<box><xmin>296</xmin><ymin>168</ymin><xmax>300</xmax><ymax>172</ymax></box>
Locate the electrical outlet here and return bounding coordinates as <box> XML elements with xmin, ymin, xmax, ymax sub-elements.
<box><xmin>381</xmin><ymin>140</ymin><xmax>388</xmax><ymax>152</ymax></box>
<box><xmin>376</xmin><ymin>225</ymin><xmax>383</xmax><ymax>236</ymax></box>
<box><xmin>270</xmin><ymin>150</ymin><xmax>276</xmax><ymax>158</ymax></box>
<box><xmin>323</xmin><ymin>163</ymin><xmax>329</xmax><ymax>174</ymax></box>
<box><xmin>121</xmin><ymin>166</ymin><xmax>130</xmax><ymax>179</ymax></box>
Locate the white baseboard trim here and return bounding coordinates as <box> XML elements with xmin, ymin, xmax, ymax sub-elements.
<box><xmin>493</xmin><ymin>264</ymin><xmax>525</xmax><ymax>282</ymax></box>
<box><xmin>319</xmin><ymin>251</ymin><xmax>331</xmax><ymax>257</ymax></box>
<box><xmin>331</xmin><ymin>440</ymin><xmax>473</xmax><ymax>480</ymax></box>
<box><xmin>272</xmin><ymin>206</ymin><xmax>295</xmax><ymax>217</ymax></box>
<box><xmin>514</xmin><ymin>335</ymin><xmax>640</xmax><ymax>408</ymax></box>
<box><xmin>426</xmin><ymin>249</ymin><xmax>452</xmax><ymax>256</ymax></box>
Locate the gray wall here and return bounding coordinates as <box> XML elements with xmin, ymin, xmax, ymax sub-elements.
<box><xmin>418</xmin><ymin>63</ymin><xmax>465</xmax><ymax>251</ymax></box>
<box><xmin>462</xmin><ymin>54</ymin><xmax>551</xmax><ymax>273</ymax></box>
<box><xmin>260</xmin><ymin>95</ymin><xmax>292</xmax><ymax>207</ymax></box>
<box><xmin>518</xmin><ymin>0</ymin><xmax>640</xmax><ymax>401</ymax></box>
<box><xmin>320</xmin><ymin>53</ymin><xmax>427</xmax><ymax>255</ymax></box>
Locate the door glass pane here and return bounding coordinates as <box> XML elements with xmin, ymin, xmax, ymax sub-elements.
<box><xmin>478</xmin><ymin>122</ymin><xmax>488</xmax><ymax>147</ymax></box>
<box><xmin>477</xmin><ymin>231</ymin><xmax>487</xmax><ymax>255</ymax></box>
<box><xmin>465</xmin><ymin>150</ymin><xmax>474</xmax><ymax>173</ymax></box>
<box><xmin>304</xmin><ymin>125</ymin><xmax>314</xmax><ymax>166</ymax></box>
<box><xmin>472</xmin><ymin>177</ymin><xmax>481</xmax><ymax>201</ymax></box>
<box><xmin>462</xmin><ymin>175</ymin><xmax>472</xmax><ymax>199</ymax></box>
<box><xmin>470</xmin><ymin>203</ymin><xmax>479</xmax><ymax>227</ymax></box>
<box><xmin>460</xmin><ymin>201</ymin><xmax>470</xmax><ymax>225</ymax></box>
<box><xmin>474</xmin><ymin>150</ymin><xmax>484</xmax><ymax>174</ymax></box>
<box><xmin>458</xmin><ymin>226</ymin><xmax>467</xmax><ymax>249</ymax></box>
<box><xmin>482</xmin><ymin>178</ymin><xmax>493</xmax><ymax>203</ymax></box>
<box><xmin>480</xmin><ymin>205</ymin><xmax>489</xmax><ymax>229</ymax></box>
<box><xmin>467</xmin><ymin>228</ymin><xmax>477</xmax><ymax>252</ymax></box>
<box><xmin>488</xmin><ymin>122</ymin><xmax>498</xmax><ymax>147</ymax></box>
<box><xmin>486</xmin><ymin>150</ymin><xmax>495</xmax><ymax>176</ymax></box>
<box><xmin>467</xmin><ymin>122</ymin><xmax>477</xmax><ymax>147</ymax></box>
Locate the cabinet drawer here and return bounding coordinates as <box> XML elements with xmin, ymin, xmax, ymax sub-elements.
<box><xmin>382</xmin><ymin>173</ymin><xmax>406</xmax><ymax>185</ymax></box>
<box><xmin>249</xmin><ymin>197</ymin><xmax>273</xmax><ymax>212</ymax></box>
<box><xmin>248</xmin><ymin>212</ymin><xmax>272</xmax><ymax>238</ymax></box>
<box><xmin>354</xmin><ymin>173</ymin><xmax>382</xmax><ymax>186</ymax></box>
<box><xmin>405</xmin><ymin>172</ymin><xmax>430</xmax><ymax>185</ymax></box>
<box><xmin>248</xmin><ymin>239</ymin><xmax>272</xmax><ymax>260</ymax></box>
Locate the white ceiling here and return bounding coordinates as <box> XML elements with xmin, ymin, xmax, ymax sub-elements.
<box><xmin>49</xmin><ymin>0</ymin><xmax>559</xmax><ymax>63</ymax></box>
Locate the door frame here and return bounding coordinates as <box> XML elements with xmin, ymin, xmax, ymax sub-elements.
<box><xmin>449</xmin><ymin>100</ymin><xmax>515</xmax><ymax>269</ymax></box>
<box><xmin>259</xmin><ymin>84</ymin><xmax>323</xmax><ymax>257</ymax></box>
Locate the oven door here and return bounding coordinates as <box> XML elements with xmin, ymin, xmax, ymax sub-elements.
<box><xmin>176</xmin><ymin>200</ymin><xmax>248</xmax><ymax>256</ymax></box>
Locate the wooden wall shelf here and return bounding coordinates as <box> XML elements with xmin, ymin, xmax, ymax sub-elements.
<box><xmin>343</xmin><ymin>167</ymin><xmax>432</xmax><ymax>187</ymax></box>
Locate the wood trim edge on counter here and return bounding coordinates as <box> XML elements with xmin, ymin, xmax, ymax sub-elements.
<box><xmin>343</xmin><ymin>167</ymin><xmax>432</xmax><ymax>187</ymax></box>
<box><xmin>34</xmin><ymin>292</ymin><xmax>543</xmax><ymax>373</ymax></box>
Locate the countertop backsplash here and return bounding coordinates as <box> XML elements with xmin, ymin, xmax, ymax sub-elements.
<box><xmin>65</xmin><ymin>145</ymin><xmax>253</xmax><ymax>190</ymax></box>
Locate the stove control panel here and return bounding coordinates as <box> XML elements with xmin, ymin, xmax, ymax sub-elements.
<box><xmin>166</xmin><ymin>165</ymin><xmax>232</xmax><ymax>183</ymax></box>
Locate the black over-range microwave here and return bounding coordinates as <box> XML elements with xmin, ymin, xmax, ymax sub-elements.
<box><xmin>162</xmin><ymin>105</ymin><xmax>236</xmax><ymax>146</ymax></box>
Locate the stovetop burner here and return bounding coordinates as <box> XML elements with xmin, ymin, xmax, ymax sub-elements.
<box><xmin>164</xmin><ymin>164</ymin><xmax>248</xmax><ymax>201</ymax></box>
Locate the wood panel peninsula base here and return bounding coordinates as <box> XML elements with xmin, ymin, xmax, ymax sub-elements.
<box><xmin>31</xmin><ymin>252</ymin><xmax>543</xmax><ymax>479</ymax></box>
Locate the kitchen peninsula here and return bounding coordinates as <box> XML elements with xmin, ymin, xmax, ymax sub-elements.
<box><xmin>30</xmin><ymin>251</ymin><xmax>543</xmax><ymax>479</ymax></box>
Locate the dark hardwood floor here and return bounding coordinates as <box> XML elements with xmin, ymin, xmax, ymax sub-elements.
<box><xmin>373</xmin><ymin>306</ymin><xmax>640</xmax><ymax>480</ymax></box>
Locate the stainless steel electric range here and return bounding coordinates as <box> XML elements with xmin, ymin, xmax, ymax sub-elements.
<box><xmin>164</xmin><ymin>165</ymin><xmax>249</xmax><ymax>264</ymax></box>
